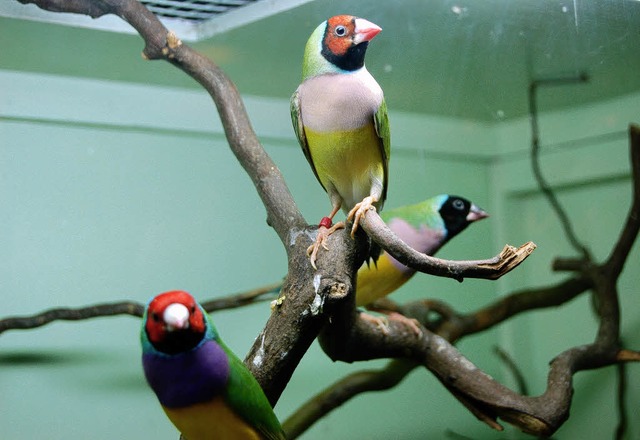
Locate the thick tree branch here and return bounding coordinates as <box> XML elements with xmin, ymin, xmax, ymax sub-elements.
<box><xmin>284</xmin><ymin>275</ymin><xmax>590</xmax><ymax>437</ymax></box>
<box><xmin>245</xmin><ymin>227</ymin><xmax>368</xmax><ymax>405</ymax></box>
<box><xmin>319</xmin><ymin>308</ymin><xmax>638</xmax><ymax>436</ymax></box>
<box><xmin>8</xmin><ymin>5</ymin><xmax>636</xmax><ymax>439</ymax></box>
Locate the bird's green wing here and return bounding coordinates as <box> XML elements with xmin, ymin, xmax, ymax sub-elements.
<box><xmin>374</xmin><ymin>97</ymin><xmax>391</xmax><ymax>205</ymax></box>
<box><xmin>221</xmin><ymin>343</ymin><xmax>286</xmax><ymax>440</ymax></box>
<box><xmin>291</xmin><ymin>89</ymin><xmax>326</xmax><ymax>192</ymax></box>
<box><xmin>381</xmin><ymin>196</ymin><xmax>444</xmax><ymax>230</ymax></box>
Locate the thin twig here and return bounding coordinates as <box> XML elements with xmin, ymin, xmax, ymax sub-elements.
<box><xmin>282</xmin><ymin>360</ymin><xmax>416</xmax><ymax>439</ymax></box>
<box><xmin>615</xmin><ymin>351</ymin><xmax>628</xmax><ymax>440</ymax></box>
<box><xmin>616</xmin><ymin>349</ymin><xmax>640</xmax><ymax>362</ymax></box>
<box><xmin>0</xmin><ymin>302</ymin><xmax>143</xmax><ymax>334</ymax></box>
<box><xmin>200</xmin><ymin>281</ymin><xmax>281</xmax><ymax>311</ymax></box>
<box><xmin>0</xmin><ymin>284</ymin><xmax>280</xmax><ymax>334</ymax></box>
<box><xmin>493</xmin><ymin>346</ymin><xmax>529</xmax><ymax>396</ymax></box>
<box><xmin>434</xmin><ymin>276</ymin><xmax>592</xmax><ymax>341</ymax></box>
<box><xmin>604</xmin><ymin>125</ymin><xmax>640</xmax><ymax>277</ymax></box>
<box><xmin>528</xmin><ymin>75</ymin><xmax>591</xmax><ymax>260</ymax></box>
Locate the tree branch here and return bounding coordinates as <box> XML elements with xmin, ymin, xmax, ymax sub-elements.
<box><xmin>245</xmin><ymin>226</ymin><xmax>368</xmax><ymax>405</ymax></box>
<box><xmin>284</xmin><ymin>274</ymin><xmax>590</xmax><ymax>437</ymax></box>
<box><xmin>493</xmin><ymin>346</ymin><xmax>530</xmax><ymax>396</ymax></box>
<box><xmin>528</xmin><ymin>75</ymin><xmax>591</xmax><ymax>260</ymax></box>
<box><xmin>282</xmin><ymin>359</ymin><xmax>417</xmax><ymax>439</ymax></box>
<box><xmin>0</xmin><ymin>284</ymin><xmax>279</xmax><ymax>335</ymax></box>
<box><xmin>290</xmin><ymin>125</ymin><xmax>640</xmax><ymax>437</ymax></box>
<box><xmin>615</xmin><ymin>358</ymin><xmax>628</xmax><ymax>440</ymax></box>
<box><xmin>604</xmin><ymin>124</ymin><xmax>640</xmax><ymax>277</ymax></box>
<box><xmin>320</xmin><ymin>307</ymin><xmax>639</xmax><ymax>436</ymax></box>
<box><xmin>427</xmin><ymin>276</ymin><xmax>592</xmax><ymax>342</ymax></box>
<box><xmin>200</xmin><ymin>281</ymin><xmax>281</xmax><ymax>311</ymax></box>
<box><xmin>361</xmin><ymin>211</ymin><xmax>536</xmax><ymax>282</ymax></box>
<box><xmin>0</xmin><ymin>301</ymin><xmax>144</xmax><ymax>334</ymax></box>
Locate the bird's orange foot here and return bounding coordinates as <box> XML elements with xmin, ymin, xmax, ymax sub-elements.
<box><xmin>347</xmin><ymin>196</ymin><xmax>377</xmax><ymax>237</ymax></box>
<box><xmin>307</xmin><ymin>217</ymin><xmax>345</xmax><ymax>269</ymax></box>
<box><xmin>386</xmin><ymin>312</ymin><xmax>423</xmax><ymax>337</ymax></box>
<box><xmin>360</xmin><ymin>312</ymin><xmax>390</xmax><ymax>334</ymax></box>
<box><xmin>360</xmin><ymin>311</ymin><xmax>422</xmax><ymax>337</ymax></box>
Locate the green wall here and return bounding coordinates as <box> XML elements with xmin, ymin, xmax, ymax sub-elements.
<box><xmin>490</xmin><ymin>95</ymin><xmax>640</xmax><ymax>440</ymax></box>
<box><xmin>1</xmin><ymin>69</ymin><xmax>498</xmax><ymax>439</ymax></box>
<box><xmin>1</xmin><ymin>15</ymin><xmax>639</xmax><ymax>440</ymax></box>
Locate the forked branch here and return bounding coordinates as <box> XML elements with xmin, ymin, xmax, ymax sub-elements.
<box><xmin>287</xmin><ymin>125</ymin><xmax>640</xmax><ymax>437</ymax></box>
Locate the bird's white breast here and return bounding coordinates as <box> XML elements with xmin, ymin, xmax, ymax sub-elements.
<box><xmin>297</xmin><ymin>68</ymin><xmax>383</xmax><ymax>132</ymax></box>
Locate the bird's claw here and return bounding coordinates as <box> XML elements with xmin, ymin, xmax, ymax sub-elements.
<box><xmin>361</xmin><ymin>311</ymin><xmax>423</xmax><ymax>337</ymax></box>
<box><xmin>307</xmin><ymin>241</ymin><xmax>322</xmax><ymax>270</ymax></box>
<box><xmin>387</xmin><ymin>312</ymin><xmax>423</xmax><ymax>337</ymax></box>
<box><xmin>360</xmin><ymin>312</ymin><xmax>390</xmax><ymax>335</ymax></box>
<box><xmin>307</xmin><ymin>221</ymin><xmax>345</xmax><ymax>269</ymax></box>
<box><xmin>347</xmin><ymin>196</ymin><xmax>377</xmax><ymax>237</ymax></box>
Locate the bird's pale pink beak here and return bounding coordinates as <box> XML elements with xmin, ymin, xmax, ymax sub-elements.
<box><xmin>163</xmin><ymin>303</ymin><xmax>190</xmax><ymax>331</ymax></box>
<box><xmin>467</xmin><ymin>204</ymin><xmax>489</xmax><ymax>222</ymax></box>
<box><xmin>354</xmin><ymin>18</ymin><xmax>382</xmax><ymax>44</ymax></box>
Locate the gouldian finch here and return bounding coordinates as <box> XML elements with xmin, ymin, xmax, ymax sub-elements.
<box><xmin>291</xmin><ymin>15</ymin><xmax>390</xmax><ymax>268</ymax></box>
<box><xmin>356</xmin><ymin>195</ymin><xmax>488</xmax><ymax>307</ymax></box>
<box><xmin>141</xmin><ymin>290</ymin><xmax>286</xmax><ymax>440</ymax></box>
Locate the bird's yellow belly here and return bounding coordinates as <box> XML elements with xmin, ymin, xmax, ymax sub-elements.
<box><xmin>305</xmin><ymin>124</ymin><xmax>384</xmax><ymax>209</ymax></box>
<box><xmin>355</xmin><ymin>253</ymin><xmax>413</xmax><ymax>306</ymax></box>
<box><xmin>163</xmin><ymin>397</ymin><xmax>262</xmax><ymax>440</ymax></box>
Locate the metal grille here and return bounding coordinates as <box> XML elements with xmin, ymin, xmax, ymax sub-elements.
<box><xmin>2</xmin><ymin>0</ymin><xmax>314</xmax><ymax>41</ymax></box>
<box><xmin>140</xmin><ymin>0</ymin><xmax>256</xmax><ymax>22</ymax></box>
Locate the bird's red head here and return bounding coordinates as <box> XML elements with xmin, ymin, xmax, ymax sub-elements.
<box><xmin>322</xmin><ymin>15</ymin><xmax>381</xmax><ymax>71</ymax></box>
<box><xmin>145</xmin><ymin>290</ymin><xmax>207</xmax><ymax>354</ymax></box>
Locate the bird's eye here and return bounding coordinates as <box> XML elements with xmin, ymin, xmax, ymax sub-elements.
<box><xmin>190</xmin><ymin>306</ymin><xmax>196</xmax><ymax>313</ymax></box>
<box><xmin>452</xmin><ymin>199</ymin><xmax>465</xmax><ymax>210</ymax></box>
<box><xmin>151</xmin><ymin>312</ymin><xmax>160</xmax><ymax>322</ymax></box>
<box><xmin>334</xmin><ymin>25</ymin><xmax>347</xmax><ymax>37</ymax></box>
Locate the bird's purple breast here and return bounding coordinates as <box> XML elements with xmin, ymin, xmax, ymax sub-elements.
<box><xmin>143</xmin><ymin>340</ymin><xmax>230</xmax><ymax>408</ymax></box>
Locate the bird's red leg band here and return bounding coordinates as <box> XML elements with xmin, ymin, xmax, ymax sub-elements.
<box><xmin>318</xmin><ymin>216</ymin><xmax>333</xmax><ymax>229</ymax></box>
